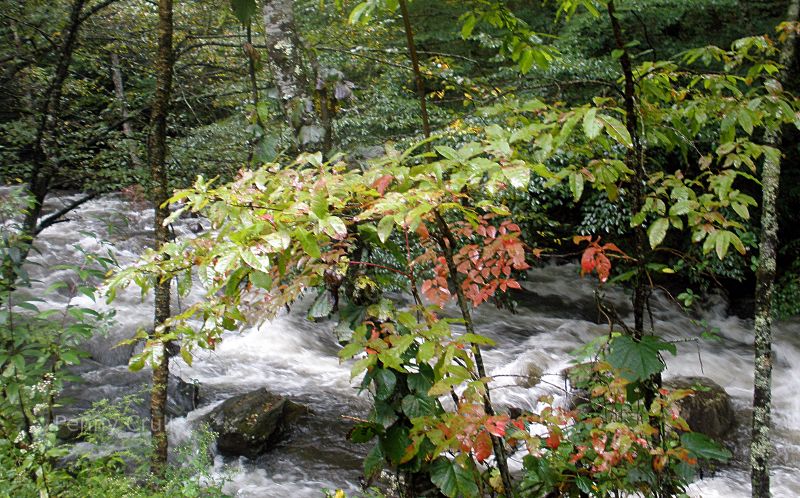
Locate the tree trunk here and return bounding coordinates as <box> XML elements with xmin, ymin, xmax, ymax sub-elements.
<box><xmin>245</xmin><ymin>22</ymin><xmax>265</xmax><ymax>163</ymax></box>
<box><xmin>398</xmin><ymin>0</ymin><xmax>431</xmax><ymax>140</ymax></box>
<box><xmin>751</xmin><ymin>3</ymin><xmax>798</xmax><ymax>496</ymax></box>
<box><xmin>148</xmin><ymin>0</ymin><xmax>174</xmax><ymax>478</ymax></box>
<box><xmin>606</xmin><ymin>0</ymin><xmax>647</xmax><ymax>339</ymax></box>
<box><xmin>22</xmin><ymin>0</ymin><xmax>87</xmax><ymax>246</ymax></box>
<box><xmin>110</xmin><ymin>52</ymin><xmax>143</xmax><ymax>169</ymax></box>
<box><xmin>261</xmin><ymin>0</ymin><xmax>328</xmax><ymax>154</ymax></box>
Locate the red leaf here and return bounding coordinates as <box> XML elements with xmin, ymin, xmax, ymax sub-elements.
<box><xmin>581</xmin><ymin>247</ymin><xmax>598</xmax><ymax>276</ymax></box>
<box><xmin>484</xmin><ymin>416</ymin><xmax>508</xmax><ymax>437</ymax></box>
<box><xmin>595</xmin><ymin>252</ymin><xmax>612</xmax><ymax>282</ymax></box>
<box><xmin>546</xmin><ymin>432</ymin><xmax>561</xmax><ymax>450</ymax></box>
<box><xmin>506</xmin><ymin>279</ymin><xmax>521</xmax><ymax>290</ymax></box>
<box><xmin>371</xmin><ymin>174</ymin><xmax>393</xmax><ymax>195</ymax></box>
<box><xmin>474</xmin><ymin>431</ymin><xmax>493</xmax><ymax>463</ymax></box>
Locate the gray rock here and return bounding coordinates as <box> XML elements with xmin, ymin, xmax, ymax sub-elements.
<box><xmin>203</xmin><ymin>388</ymin><xmax>308</xmax><ymax>458</ymax></box>
<box><xmin>664</xmin><ymin>376</ymin><xmax>735</xmax><ymax>439</ymax></box>
<box><xmin>517</xmin><ymin>362</ymin><xmax>544</xmax><ymax>388</ymax></box>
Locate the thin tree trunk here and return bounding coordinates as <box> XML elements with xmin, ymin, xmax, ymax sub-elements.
<box><xmin>22</xmin><ymin>0</ymin><xmax>87</xmax><ymax>246</ymax></box>
<box><xmin>110</xmin><ymin>52</ymin><xmax>143</xmax><ymax>169</ymax></box>
<box><xmin>398</xmin><ymin>0</ymin><xmax>431</xmax><ymax>140</ymax></box>
<box><xmin>245</xmin><ymin>22</ymin><xmax>265</xmax><ymax>163</ymax></box>
<box><xmin>148</xmin><ymin>0</ymin><xmax>174</xmax><ymax>478</ymax></box>
<box><xmin>261</xmin><ymin>0</ymin><xmax>327</xmax><ymax>153</ymax></box>
<box><xmin>751</xmin><ymin>3</ymin><xmax>798</xmax><ymax>496</ymax></box>
<box><xmin>607</xmin><ymin>0</ymin><xmax>647</xmax><ymax>338</ymax></box>
<box><xmin>433</xmin><ymin>211</ymin><xmax>514</xmax><ymax>497</ymax></box>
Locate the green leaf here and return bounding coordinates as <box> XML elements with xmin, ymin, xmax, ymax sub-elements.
<box><xmin>647</xmin><ymin>218</ymin><xmax>670</xmax><ymax>248</ymax></box>
<box><xmin>295</xmin><ymin>228</ymin><xmax>321</xmax><ymax>258</ymax></box>
<box><xmin>383</xmin><ymin>425</ymin><xmax>410</xmax><ymax>464</ymax></box>
<box><xmin>325</xmin><ymin>216</ymin><xmax>348</xmax><ymax>239</ymax></box>
<box><xmin>308</xmin><ymin>291</ymin><xmax>334</xmax><ymax>319</ymax></box>
<box><xmin>583</xmin><ymin>107</ymin><xmax>602</xmax><ymax>139</ymax></box>
<box><xmin>669</xmin><ymin>200</ymin><xmax>692</xmax><ymax>217</ymax></box>
<box><xmin>599</xmin><ymin>114</ymin><xmax>633</xmax><ymax>148</ymax></box>
<box><xmin>681</xmin><ymin>432</ymin><xmax>732</xmax><ymax>461</ymax></box>
<box><xmin>430</xmin><ymin>457</ymin><xmax>480</xmax><ymax>498</ymax></box>
<box><xmin>230</xmin><ymin>0</ymin><xmax>257</xmax><ymax>24</ymax></box>
<box><xmin>378</xmin><ymin>215</ymin><xmax>395</xmax><ymax>244</ymax></box>
<box><xmin>61</xmin><ymin>350</ymin><xmax>80</xmax><ymax>365</ymax></box>
<box><xmin>519</xmin><ymin>48</ymin><xmax>535</xmax><ymax>74</ymax></box>
<box><xmin>349</xmin><ymin>1</ymin><xmax>371</xmax><ymax>23</ymax></box>
<box><xmin>373</xmin><ymin>399</ymin><xmax>398</xmax><ymax>428</ymax></box>
<box><xmin>363</xmin><ymin>442</ymin><xmax>384</xmax><ymax>479</ymax></box>
<box><xmin>349</xmin><ymin>422</ymin><xmax>379</xmax><ymax>444</ymax></box>
<box><xmin>503</xmin><ymin>165</ymin><xmax>530</xmax><ymax>189</ymax></box>
<box><xmin>435</xmin><ymin>145</ymin><xmax>460</xmax><ymax>161</ymax></box>
<box><xmin>569</xmin><ymin>172</ymin><xmax>584</xmax><ymax>202</ymax></box>
<box><xmin>338</xmin><ymin>340</ymin><xmax>364</xmax><ymax>360</ymax></box>
<box><xmin>240</xmin><ymin>247</ymin><xmax>270</xmax><ymax>273</ymax></box>
<box><xmin>715</xmin><ymin>230</ymin><xmax>731</xmax><ymax>259</ymax></box>
<box><xmin>249</xmin><ymin>270</ymin><xmax>273</xmax><ymax>290</ymax></box>
<box><xmin>408</xmin><ymin>371</ymin><xmax>433</xmax><ymax>394</ymax></box>
<box><xmin>180</xmin><ymin>347</ymin><xmax>193</xmax><ymax>367</ymax></box>
<box><xmin>460</xmin><ymin>333</ymin><xmax>496</xmax><ymax>346</ymax></box>
<box><xmin>401</xmin><ymin>393</ymin><xmax>437</xmax><ymax>418</ymax></box>
<box><xmin>461</xmin><ymin>14</ymin><xmax>477</xmax><ymax>39</ymax></box>
<box><xmin>738</xmin><ymin>110</ymin><xmax>754</xmax><ymax>135</ymax></box>
<box><xmin>606</xmin><ymin>336</ymin><xmax>676</xmax><ymax>382</ymax></box>
<box><xmin>417</xmin><ymin>341</ymin><xmax>435</xmax><ymax>363</ymax></box>
<box><xmin>374</xmin><ymin>369</ymin><xmax>397</xmax><ymax>400</ymax></box>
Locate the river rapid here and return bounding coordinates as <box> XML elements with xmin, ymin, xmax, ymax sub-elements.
<box><xmin>21</xmin><ymin>193</ymin><xmax>800</xmax><ymax>497</ymax></box>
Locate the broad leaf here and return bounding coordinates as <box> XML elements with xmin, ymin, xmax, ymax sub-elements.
<box><xmin>681</xmin><ymin>432</ymin><xmax>732</xmax><ymax>461</ymax></box>
<box><xmin>583</xmin><ymin>107</ymin><xmax>602</xmax><ymax>139</ymax></box>
<box><xmin>374</xmin><ymin>369</ymin><xmax>397</xmax><ymax>400</ymax></box>
<box><xmin>230</xmin><ymin>0</ymin><xmax>257</xmax><ymax>24</ymax></box>
<box><xmin>401</xmin><ymin>393</ymin><xmax>438</xmax><ymax>418</ymax></box>
<box><xmin>607</xmin><ymin>335</ymin><xmax>676</xmax><ymax>381</ymax></box>
<box><xmin>647</xmin><ymin>218</ymin><xmax>670</xmax><ymax>248</ymax></box>
<box><xmin>599</xmin><ymin>114</ymin><xmax>633</xmax><ymax>148</ymax></box>
<box><xmin>430</xmin><ymin>457</ymin><xmax>480</xmax><ymax>498</ymax></box>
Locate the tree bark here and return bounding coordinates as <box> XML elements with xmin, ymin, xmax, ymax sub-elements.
<box><xmin>607</xmin><ymin>0</ymin><xmax>647</xmax><ymax>338</ymax></box>
<box><xmin>148</xmin><ymin>0</ymin><xmax>174</xmax><ymax>478</ymax></box>
<box><xmin>751</xmin><ymin>3</ymin><xmax>798</xmax><ymax>496</ymax></box>
<box><xmin>261</xmin><ymin>0</ymin><xmax>328</xmax><ymax>154</ymax></box>
<box><xmin>245</xmin><ymin>22</ymin><xmax>265</xmax><ymax>163</ymax></box>
<box><xmin>110</xmin><ymin>52</ymin><xmax>144</xmax><ymax>169</ymax></box>
<box><xmin>22</xmin><ymin>0</ymin><xmax>87</xmax><ymax>246</ymax></box>
<box><xmin>398</xmin><ymin>0</ymin><xmax>431</xmax><ymax>140</ymax></box>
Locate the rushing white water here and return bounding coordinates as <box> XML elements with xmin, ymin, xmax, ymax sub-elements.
<box><xmin>21</xmin><ymin>193</ymin><xmax>800</xmax><ymax>497</ymax></box>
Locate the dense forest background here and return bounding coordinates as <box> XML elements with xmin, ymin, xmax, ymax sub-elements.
<box><xmin>1</xmin><ymin>0</ymin><xmax>799</xmax><ymax>497</ymax></box>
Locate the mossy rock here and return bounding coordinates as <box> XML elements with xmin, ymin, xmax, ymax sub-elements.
<box><xmin>664</xmin><ymin>376</ymin><xmax>735</xmax><ymax>439</ymax></box>
<box><xmin>203</xmin><ymin>388</ymin><xmax>308</xmax><ymax>458</ymax></box>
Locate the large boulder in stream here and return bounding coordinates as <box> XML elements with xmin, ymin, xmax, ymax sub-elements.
<box><xmin>665</xmin><ymin>376</ymin><xmax>735</xmax><ymax>439</ymax></box>
<box><xmin>203</xmin><ymin>388</ymin><xmax>308</xmax><ymax>458</ymax></box>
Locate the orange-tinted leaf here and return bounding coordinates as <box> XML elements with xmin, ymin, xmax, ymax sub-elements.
<box><xmin>372</xmin><ymin>174</ymin><xmax>393</xmax><ymax>195</ymax></box>
<box><xmin>546</xmin><ymin>431</ymin><xmax>561</xmax><ymax>450</ymax></box>
<box><xmin>474</xmin><ymin>430</ymin><xmax>493</xmax><ymax>463</ymax></box>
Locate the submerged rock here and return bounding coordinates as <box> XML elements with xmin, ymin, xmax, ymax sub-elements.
<box><xmin>517</xmin><ymin>362</ymin><xmax>544</xmax><ymax>388</ymax></box>
<box><xmin>203</xmin><ymin>388</ymin><xmax>308</xmax><ymax>458</ymax></box>
<box><xmin>665</xmin><ymin>376</ymin><xmax>735</xmax><ymax>439</ymax></box>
